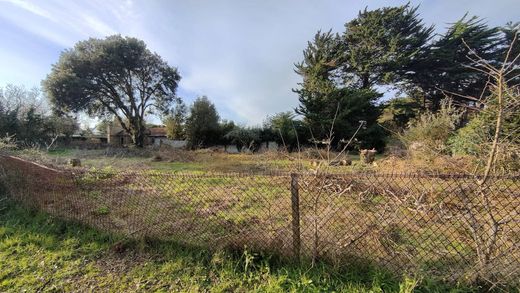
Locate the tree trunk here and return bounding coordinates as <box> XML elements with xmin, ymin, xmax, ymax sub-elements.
<box><xmin>361</xmin><ymin>73</ymin><xmax>370</xmax><ymax>89</ymax></box>
<box><xmin>130</xmin><ymin>120</ymin><xmax>146</xmax><ymax>148</ymax></box>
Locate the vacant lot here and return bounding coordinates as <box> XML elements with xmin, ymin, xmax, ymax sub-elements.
<box><xmin>22</xmin><ymin>147</ymin><xmax>371</xmax><ymax>174</ymax></box>
<box><xmin>1</xmin><ymin>148</ymin><xmax>518</xmax><ymax>291</ymax></box>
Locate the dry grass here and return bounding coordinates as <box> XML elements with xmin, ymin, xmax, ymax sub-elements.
<box><xmin>1</xmin><ymin>154</ymin><xmax>518</xmax><ymax>287</ymax></box>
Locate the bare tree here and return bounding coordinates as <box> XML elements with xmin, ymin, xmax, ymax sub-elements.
<box><xmin>457</xmin><ymin>33</ymin><xmax>520</xmax><ymax>286</ymax></box>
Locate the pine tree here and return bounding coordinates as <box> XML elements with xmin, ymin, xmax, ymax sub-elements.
<box><xmin>408</xmin><ymin>16</ymin><xmax>502</xmax><ymax>109</ymax></box>
<box><xmin>342</xmin><ymin>4</ymin><xmax>434</xmax><ymax>89</ymax></box>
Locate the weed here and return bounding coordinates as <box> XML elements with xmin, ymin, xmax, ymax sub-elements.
<box><xmin>0</xmin><ymin>199</ymin><xmax>482</xmax><ymax>292</ymax></box>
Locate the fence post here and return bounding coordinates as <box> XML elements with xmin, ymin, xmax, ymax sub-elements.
<box><xmin>291</xmin><ymin>173</ymin><xmax>301</xmax><ymax>261</ymax></box>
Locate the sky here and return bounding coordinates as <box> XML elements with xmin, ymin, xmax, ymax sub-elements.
<box><xmin>0</xmin><ymin>0</ymin><xmax>518</xmax><ymax>126</ymax></box>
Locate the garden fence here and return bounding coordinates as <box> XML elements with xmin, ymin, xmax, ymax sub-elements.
<box><xmin>1</xmin><ymin>154</ymin><xmax>519</xmax><ymax>286</ymax></box>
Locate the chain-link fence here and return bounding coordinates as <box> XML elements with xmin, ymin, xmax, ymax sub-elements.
<box><xmin>1</xmin><ymin>154</ymin><xmax>519</xmax><ymax>286</ymax></box>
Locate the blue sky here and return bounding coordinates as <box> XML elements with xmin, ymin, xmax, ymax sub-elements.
<box><xmin>0</xmin><ymin>0</ymin><xmax>518</xmax><ymax>126</ymax></box>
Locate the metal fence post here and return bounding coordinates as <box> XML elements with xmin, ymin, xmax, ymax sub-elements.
<box><xmin>291</xmin><ymin>173</ymin><xmax>301</xmax><ymax>261</ymax></box>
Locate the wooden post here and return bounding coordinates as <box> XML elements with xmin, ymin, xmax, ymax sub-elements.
<box><xmin>291</xmin><ymin>173</ymin><xmax>301</xmax><ymax>261</ymax></box>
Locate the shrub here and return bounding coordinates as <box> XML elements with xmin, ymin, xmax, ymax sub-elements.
<box><xmin>401</xmin><ymin>100</ymin><xmax>462</xmax><ymax>158</ymax></box>
<box><xmin>450</xmin><ymin>99</ymin><xmax>520</xmax><ymax>172</ymax></box>
<box><xmin>224</xmin><ymin>127</ymin><xmax>262</xmax><ymax>152</ymax></box>
<box><xmin>0</xmin><ymin>135</ymin><xmax>17</xmax><ymax>151</ymax></box>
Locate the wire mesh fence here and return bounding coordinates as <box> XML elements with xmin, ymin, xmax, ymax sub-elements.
<box><xmin>1</xmin><ymin>154</ymin><xmax>519</xmax><ymax>286</ymax></box>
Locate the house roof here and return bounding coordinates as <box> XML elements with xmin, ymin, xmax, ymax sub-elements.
<box><xmin>148</xmin><ymin>127</ymin><xmax>167</xmax><ymax>137</ymax></box>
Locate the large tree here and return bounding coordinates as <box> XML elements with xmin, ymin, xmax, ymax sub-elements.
<box><xmin>43</xmin><ymin>35</ymin><xmax>181</xmax><ymax>147</ymax></box>
<box><xmin>294</xmin><ymin>4</ymin><xmax>432</xmax><ymax>150</ymax></box>
<box><xmin>341</xmin><ymin>4</ymin><xmax>434</xmax><ymax>89</ymax></box>
<box><xmin>407</xmin><ymin>16</ymin><xmax>503</xmax><ymax>109</ymax></box>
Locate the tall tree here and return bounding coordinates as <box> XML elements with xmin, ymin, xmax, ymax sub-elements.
<box><xmin>294</xmin><ymin>4</ymin><xmax>433</xmax><ymax>150</ymax></box>
<box><xmin>294</xmin><ymin>30</ymin><xmax>341</xmax><ymax>98</ymax></box>
<box><xmin>341</xmin><ymin>4</ymin><xmax>434</xmax><ymax>89</ymax></box>
<box><xmin>185</xmin><ymin>96</ymin><xmax>220</xmax><ymax>148</ymax></box>
<box><xmin>294</xmin><ymin>30</ymin><xmax>342</xmax><ymax>138</ymax></box>
<box><xmin>43</xmin><ymin>35</ymin><xmax>181</xmax><ymax>147</ymax></box>
<box><xmin>407</xmin><ymin>16</ymin><xmax>502</xmax><ymax>109</ymax></box>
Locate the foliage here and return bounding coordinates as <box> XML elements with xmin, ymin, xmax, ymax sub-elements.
<box><xmin>341</xmin><ymin>4</ymin><xmax>434</xmax><ymax>89</ymax></box>
<box><xmin>0</xmin><ymin>85</ymin><xmax>78</xmax><ymax>148</ymax></box>
<box><xmin>263</xmin><ymin>112</ymin><xmax>302</xmax><ymax>151</ymax></box>
<box><xmin>407</xmin><ymin>15</ymin><xmax>503</xmax><ymax>109</ymax></box>
<box><xmin>0</xmin><ymin>104</ymin><xmax>19</xmax><ymax>139</ymax></box>
<box><xmin>43</xmin><ymin>35</ymin><xmax>181</xmax><ymax>147</ymax></box>
<box><xmin>46</xmin><ymin>115</ymin><xmax>79</xmax><ymax>141</ymax></box>
<box><xmin>185</xmin><ymin>96</ymin><xmax>220</xmax><ymax>148</ymax></box>
<box><xmin>297</xmin><ymin>87</ymin><xmax>386</xmax><ymax>150</ymax></box>
<box><xmin>450</xmin><ymin>90</ymin><xmax>520</xmax><ymax>172</ymax></box>
<box><xmin>379</xmin><ymin>97</ymin><xmax>422</xmax><ymax>133</ymax></box>
<box><xmin>218</xmin><ymin>120</ymin><xmax>236</xmax><ymax>144</ymax></box>
<box><xmin>401</xmin><ymin>100</ymin><xmax>463</xmax><ymax>157</ymax></box>
<box><xmin>224</xmin><ymin>127</ymin><xmax>262</xmax><ymax>151</ymax></box>
<box><xmin>294</xmin><ymin>30</ymin><xmax>340</xmax><ymax>98</ymax></box>
<box><xmin>164</xmin><ymin>98</ymin><xmax>187</xmax><ymax>140</ymax></box>
<box><xmin>294</xmin><ymin>4</ymin><xmax>432</xmax><ymax>150</ymax></box>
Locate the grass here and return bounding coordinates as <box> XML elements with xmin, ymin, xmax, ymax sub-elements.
<box><xmin>31</xmin><ymin>147</ymin><xmax>370</xmax><ymax>174</ymax></box>
<box><xmin>0</xmin><ymin>198</ymin><xmax>478</xmax><ymax>292</ymax></box>
<box><xmin>3</xmin><ymin>148</ymin><xmax>514</xmax><ymax>291</ymax></box>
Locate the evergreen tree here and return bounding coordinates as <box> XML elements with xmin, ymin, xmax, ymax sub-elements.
<box><xmin>342</xmin><ymin>4</ymin><xmax>434</xmax><ymax>89</ymax></box>
<box><xmin>185</xmin><ymin>96</ymin><xmax>220</xmax><ymax>148</ymax></box>
<box><xmin>407</xmin><ymin>16</ymin><xmax>502</xmax><ymax>109</ymax></box>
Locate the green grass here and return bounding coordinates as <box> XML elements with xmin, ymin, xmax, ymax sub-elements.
<box><xmin>0</xmin><ymin>199</ymin><xmax>480</xmax><ymax>292</ymax></box>
<box><xmin>46</xmin><ymin>149</ymin><xmax>74</xmax><ymax>157</ymax></box>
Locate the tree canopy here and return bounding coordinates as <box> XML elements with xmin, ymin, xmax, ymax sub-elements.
<box><xmin>185</xmin><ymin>96</ymin><xmax>220</xmax><ymax>148</ymax></box>
<box><xmin>341</xmin><ymin>4</ymin><xmax>434</xmax><ymax>89</ymax></box>
<box><xmin>43</xmin><ymin>35</ymin><xmax>181</xmax><ymax>147</ymax></box>
<box><xmin>294</xmin><ymin>4</ymin><xmax>518</xmax><ymax>151</ymax></box>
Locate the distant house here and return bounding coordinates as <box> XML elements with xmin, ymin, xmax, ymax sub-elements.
<box><xmin>55</xmin><ymin>132</ymin><xmax>107</xmax><ymax>149</ymax></box>
<box><xmin>107</xmin><ymin>126</ymin><xmax>169</xmax><ymax>147</ymax></box>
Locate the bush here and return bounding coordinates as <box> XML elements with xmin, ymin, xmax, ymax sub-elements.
<box><xmin>0</xmin><ymin>135</ymin><xmax>17</xmax><ymax>151</ymax></box>
<box><xmin>401</xmin><ymin>100</ymin><xmax>462</xmax><ymax>158</ymax></box>
<box><xmin>224</xmin><ymin>127</ymin><xmax>262</xmax><ymax>152</ymax></box>
<box><xmin>450</xmin><ymin>100</ymin><xmax>520</xmax><ymax>172</ymax></box>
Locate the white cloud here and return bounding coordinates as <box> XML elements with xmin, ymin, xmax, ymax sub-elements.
<box><xmin>2</xmin><ymin>0</ymin><xmax>54</xmax><ymax>20</ymax></box>
<box><xmin>1</xmin><ymin>0</ymin><xmax>518</xmax><ymax>125</ymax></box>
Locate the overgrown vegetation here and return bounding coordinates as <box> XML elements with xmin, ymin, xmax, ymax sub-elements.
<box><xmin>0</xmin><ymin>199</ymin><xmax>466</xmax><ymax>292</ymax></box>
<box><xmin>0</xmin><ymin>85</ymin><xmax>78</xmax><ymax>149</ymax></box>
<box><xmin>401</xmin><ymin>100</ymin><xmax>463</xmax><ymax>158</ymax></box>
